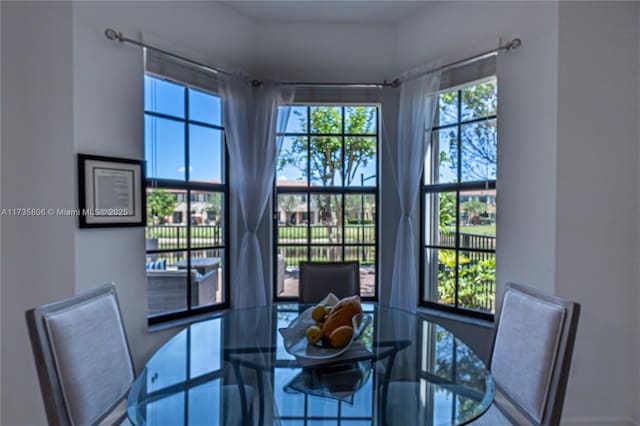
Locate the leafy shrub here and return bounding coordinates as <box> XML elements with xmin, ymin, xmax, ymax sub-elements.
<box><xmin>436</xmin><ymin>252</ymin><xmax>495</xmax><ymax>312</ymax></box>
<box><xmin>345</xmin><ymin>219</ymin><xmax>373</xmax><ymax>225</ymax></box>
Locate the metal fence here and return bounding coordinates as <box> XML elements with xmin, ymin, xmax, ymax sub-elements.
<box><xmin>278</xmin><ymin>225</ymin><xmax>375</xmax><ymax>244</ymax></box>
<box><xmin>459</xmin><ymin>249</ymin><xmax>495</xmax><ymax>312</ymax></box>
<box><xmin>437</xmin><ymin>231</ymin><xmax>496</xmax><ymax>313</ymax></box>
<box><xmin>276</xmin><ymin>245</ymin><xmax>376</xmax><ymax>268</ymax></box>
<box><xmin>438</xmin><ymin>231</ymin><xmax>496</xmax><ymax>251</ymax></box>
<box><xmin>146</xmin><ymin>225</ymin><xmax>222</xmax><ymax>249</ymax></box>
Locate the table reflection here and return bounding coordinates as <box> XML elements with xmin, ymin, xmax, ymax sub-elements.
<box><xmin>128</xmin><ymin>304</ymin><xmax>493</xmax><ymax>426</ymax></box>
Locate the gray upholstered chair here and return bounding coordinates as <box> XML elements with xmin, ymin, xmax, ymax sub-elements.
<box><xmin>473</xmin><ymin>282</ymin><xmax>581</xmax><ymax>426</ymax></box>
<box><xmin>26</xmin><ymin>284</ymin><xmax>134</xmax><ymax>426</ymax></box>
<box><xmin>298</xmin><ymin>261</ymin><xmax>360</xmax><ymax>304</ymax></box>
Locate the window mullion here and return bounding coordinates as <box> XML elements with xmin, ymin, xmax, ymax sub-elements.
<box><xmin>307</xmin><ymin>105</ymin><xmax>311</xmax><ymax>262</ymax></box>
<box><xmin>185</xmin><ymin>88</ymin><xmax>192</xmax><ymax>310</ymax></box>
<box><xmin>454</xmin><ymin>89</ymin><xmax>462</xmax><ymax>309</ymax></box>
<box><xmin>341</xmin><ymin>106</ymin><xmax>346</xmax><ymax>261</ymax></box>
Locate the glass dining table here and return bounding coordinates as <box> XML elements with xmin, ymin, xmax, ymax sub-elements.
<box><xmin>128</xmin><ymin>303</ymin><xmax>494</xmax><ymax>426</ymax></box>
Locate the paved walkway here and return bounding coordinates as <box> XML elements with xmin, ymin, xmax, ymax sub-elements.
<box><xmin>279</xmin><ymin>268</ymin><xmax>375</xmax><ymax>298</ymax></box>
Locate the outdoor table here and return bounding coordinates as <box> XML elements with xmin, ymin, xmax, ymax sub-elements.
<box><xmin>127</xmin><ymin>303</ymin><xmax>494</xmax><ymax>425</ymax></box>
<box><xmin>174</xmin><ymin>257</ymin><xmax>220</xmax><ymax>275</ymax></box>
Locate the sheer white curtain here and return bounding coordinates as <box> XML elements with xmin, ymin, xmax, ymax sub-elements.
<box><xmin>388</xmin><ymin>66</ymin><xmax>441</xmax><ymax>312</ymax></box>
<box><xmin>220</xmin><ymin>75</ymin><xmax>294</xmax><ymax>308</ymax></box>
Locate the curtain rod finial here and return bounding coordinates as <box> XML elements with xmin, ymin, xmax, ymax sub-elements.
<box><xmin>507</xmin><ymin>38</ymin><xmax>522</xmax><ymax>50</ymax></box>
<box><xmin>104</xmin><ymin>28</ymin><xmax>123</xmax><ymax>42</ymax></box>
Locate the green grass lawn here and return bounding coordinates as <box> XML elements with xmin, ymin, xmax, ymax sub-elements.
<box><xmin>457</xmin><ymin>225</ymin><xmax>496</xmax><ymax>236</ymax></box>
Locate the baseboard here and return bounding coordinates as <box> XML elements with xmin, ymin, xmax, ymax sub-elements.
<box><xmin>562</xmin><ymin>417</ymin><xmax>637</xmax><ymax>426</ymax></box>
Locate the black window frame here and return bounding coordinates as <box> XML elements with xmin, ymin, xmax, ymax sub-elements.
<box><xmin>420</xmin><ymin>78</ymin><xmax>497</xmax><ymax>321</ymax></box>
<box><xmin>273</xmin><ymin>104</ymin><xmax>380</xmax><ymax>302</ymax></box>
<box><xmin>144</xmin><ymin>74</ymin><xmax>230</xmax><ymax>325</ymax></box>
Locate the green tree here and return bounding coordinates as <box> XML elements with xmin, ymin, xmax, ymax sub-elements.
<box><xmin>279</xmin><ymin>106</ymin><xmax>376</xmax><ymax>258</ymax></box>
<box><xmin>437</xmin><ymin>80</ymin><xmax>497</xmax><ymax>182</ymax></box>
<box><xmin>460</xmin><ymin>80</ymin><xmax>497</xmax><ymax>181</ymax></box>
<box><xmin>344</xmin><ymin>194</ymin><xmax>375</xmax><ymax>224</ymax></box>
<box><xmin>147</xmin><ymin>189</ymin><xmax>176</xmax><ymax>224</ymax></box>
<box><xmin>279</xmin><ymin>194</ymin><xmax>300</xmax><ymax>225</ymax></box>
<box><xmin>439</xmin><ymin>192</ymin><xmax>456</xmax><ymax>231</ymax></box>
<box><xmin>462</xmin><ymin>199</ymin><xmax>486</xmax><ymax>224</ymax></box>
<box><xmin>436</xmin><ymin>149</ymin><xmax>457</xmax><ymax>233</ymax></box>
<box><xmin>203</xmin><ymin>193</ymin><xmax>221</xmax><ymax>223</ymax></box>
<box><xmin>280</xmin><ymin>107</ymin><xmax>375</xmax><ymax>187</ymax></box>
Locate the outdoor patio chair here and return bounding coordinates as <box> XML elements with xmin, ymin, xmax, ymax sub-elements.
<box><xmin>26</xmin><ymin>283</ymin><xmax>134</xmax><ymax>426</ymax></box>
<box><xmin>146</xmin><ymin>268</ymin><xmax>218</xmax><ymax>315</ymax></box>
<box><xmin>298</xmin><ymin>261</ymin><xmax>360</xmax><ymax>304</ymax></box>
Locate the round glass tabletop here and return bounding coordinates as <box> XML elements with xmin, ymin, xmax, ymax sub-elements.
<box><xmin>128</xmin><ymin>304</ymin><xmax>494</xmax><ymax>425</ymax></box>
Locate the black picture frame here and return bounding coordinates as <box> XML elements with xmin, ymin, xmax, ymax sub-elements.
<box><xmin>78</xmin><ymin>154</ymin><xmax>146</xmax><ymax>228</ymax></box>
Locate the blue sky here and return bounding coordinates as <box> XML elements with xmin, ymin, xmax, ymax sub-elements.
<box><xmin>146</xmin><ymin>76</ymin><xmax>378</xmax><ymax>187</ymax></box>
<box><xmin>144</xmin><ymin>75</ymin><xmax>223</xmax><ymax>182</ymax></box>
<box><xmin>144</xmin><ymin>75</ymin><xmax>494</xmax><ymax>187</ymax></box>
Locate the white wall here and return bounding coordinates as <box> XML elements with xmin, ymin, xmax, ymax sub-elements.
<box><xmin>2</xmin><ymin>1</ymin><xmax>640</xmax><ymax>425</ymax></box>
<box><xmin>636</xmin><ymin>8</ymin><xmax>640</xmax><ymax>425</ymax></box>
<box><xmin>0</xmin><ymin>3</ymin><xmax>4</xmax><ymax>421</ymax></box>
<box><xmin>637</xmin><ymin>4</ymin><xmax>640</xmax><ymax>419</ymax></box>
<box><xmin>397</xmin><ymin>2</ymin><xmax>640</xmax><ymax>424</ymax></box>
<box><xmin>239</xmin><ymin>17</ymin><xmax>399</xmax><ymax>304</ymax></box>
<box><xmin>1</xmin><ymin>2</ymin><xmax>255</xmax><ymax>425</ymax></box>
<box><xmin>396</xmin><ymin>0</ymin><xmax>560</xmax><ymax>304</ymax></box>
<box><xmin>252</xmin><ymin>19</ymin><xmax>396</xmax><ymax>82</ymax></box>
<box><xmin>72</xmin><ymin>0</ymin><xmax>255</xmax><ymax>373</ymax></box>
<box><xmin>556</xmin><ymin>3</ymin><xmax>638</xmax><ymax>423</ymax></box>
<box><xmin>252</xmin><ymin>4</ymin><xmax>562</xmax><ymax>308</ymax></box>
<box><xmin>1</xmin><ymin>2</ymin><xmax>76</xmax><ymax>425</ymax></box>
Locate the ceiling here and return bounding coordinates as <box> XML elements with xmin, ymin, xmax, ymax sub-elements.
<box><xmin>220</xmin><ymin>1</ymin><xmax>432</xmax><ymax>24</ymax></box>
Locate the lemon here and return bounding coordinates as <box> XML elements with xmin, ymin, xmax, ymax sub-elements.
<box><xmin>311</xmin><ymin>304</ymin><xmax>327</xmax><ymax>322</ymax></box>
<box><xmin>306</xmin><ymin>325</ymin><xmax>322</xmax><ymax>344</ymax></box>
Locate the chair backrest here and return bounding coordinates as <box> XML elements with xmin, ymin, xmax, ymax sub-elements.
<box><xmin>298</xmin><ymin>261</ymin><xmax>360</xmax><ymax>304</ymax></box>
<box><xmin>146</xmin><ymin>269</ymin><xmax>202</xmax><ymax>314</ymax></box>
<box><xmin>489</xmin><ymin>282</ymin><xmax>580</xmax><ymax>426</ymax></box>
<box><xmin>26</xmin><ymin>283</ymin><xmax>135</xmax><ymax>426</ymax></box>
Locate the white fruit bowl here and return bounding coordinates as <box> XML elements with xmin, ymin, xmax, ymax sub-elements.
<box><xmin>279</xmin><ymin>293</ymin><xmax>372</xmax><ymax>361</ymax></box>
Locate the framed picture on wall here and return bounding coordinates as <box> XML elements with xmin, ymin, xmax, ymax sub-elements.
<box><xmin>78</xmin><ymin>154</ymin><xmax>146</xmax><ymax>228</ymax></box>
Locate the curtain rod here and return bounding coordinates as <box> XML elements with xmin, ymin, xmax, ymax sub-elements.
<box><xmin>104</xmin><ymin>28</ymin><xmax>521</xmax><ymax>88</ymax></box>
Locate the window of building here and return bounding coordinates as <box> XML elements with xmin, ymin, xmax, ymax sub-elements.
<box><xmin>421</xmin><ymin>78</ymin><xmax>497</xmax><ymax>319</ymax></box>
<box><xmin>274</xmin><ymin>105</ymin><xmax>379</xmax><ymax>300</ymax></box>
<box><xmin>144</xmin><ymin>74</ymin><xmax>228</xmax><ymax>323</ymax></box>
